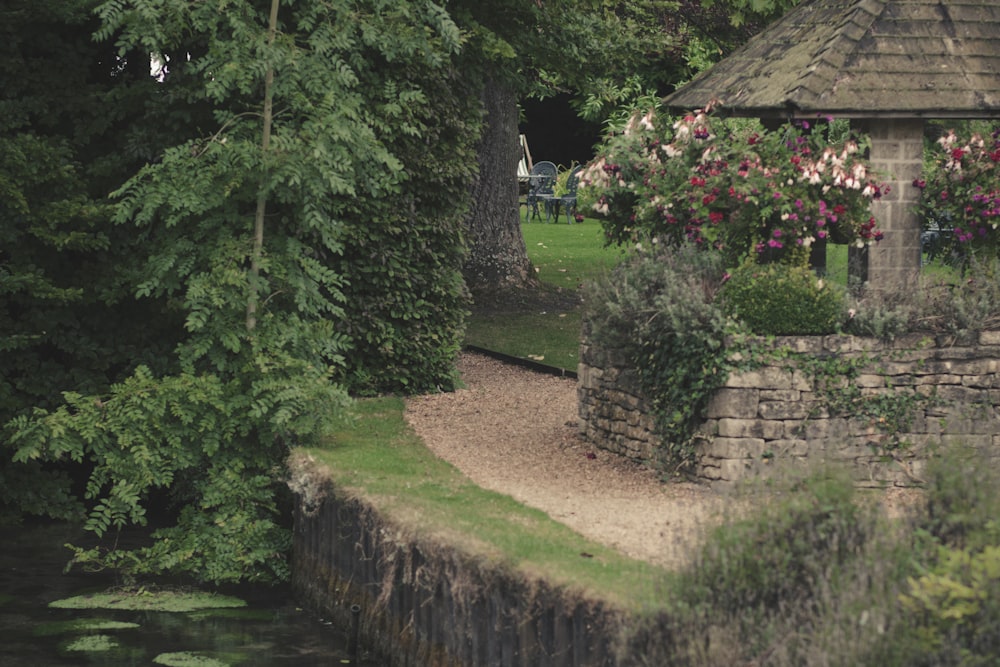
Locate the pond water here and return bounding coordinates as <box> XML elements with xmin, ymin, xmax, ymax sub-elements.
<box><xmin>0</xmin><ymin>522</ymin><xmax>379</xmax><ymax>666</ymax></box>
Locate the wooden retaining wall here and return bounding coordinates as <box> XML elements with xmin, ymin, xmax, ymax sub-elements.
<box><xmin>288</xmin><ymin>455</ymin><xmax>626</xmax><ymax>667</ymax></box>
<box><xmin>578</xmin><ymin>332</ymin><xmax>1000</xmax><ymax>487</ymax></box>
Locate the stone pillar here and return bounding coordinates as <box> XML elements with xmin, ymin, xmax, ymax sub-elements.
<box><xmin>854</xmin><ymin>119</ymin><xmax>925</xmax><ymax>291</ymax></box>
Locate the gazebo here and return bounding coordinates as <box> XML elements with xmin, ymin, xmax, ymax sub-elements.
<box><xmin>663</xmin><ymin>0</ymin><xmax>1000</xmax><ymax>288</ymax></box>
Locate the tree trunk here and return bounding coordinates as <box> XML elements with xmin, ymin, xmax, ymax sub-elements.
<box><xmin>462</xmin><ymin>77</ymin><xmax>536</xmax><ymax>297</ymax></box>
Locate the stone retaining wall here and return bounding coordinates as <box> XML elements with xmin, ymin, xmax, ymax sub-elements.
<box><xmin>288</xmin><ymin>453</ymin><xmax>625</xmax><ymax>667</ymax></box>
<box><xmin>578</xmin><ymin>332</ymin><xmax>1000</xmax><ymax>487</ymax></box>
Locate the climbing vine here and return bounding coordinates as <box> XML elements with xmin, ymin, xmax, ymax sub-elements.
<box><xmin>790</xmin><ymin>349</ymin><xmax>938</xmax><ymax>455</ymax></box>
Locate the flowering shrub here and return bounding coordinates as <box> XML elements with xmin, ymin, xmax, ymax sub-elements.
<box><xmin>914</xmin><ymin>125</ymin><xmax>1000</xmax><ymax>260</ymax></box>
<box><xmin>578</xmin><ymin>103</ymin><xmax>886</xmax><ymax>266</ymax></box>
<box><xmin>719</xmin><ymin>260</ymin><xmax>848</xmax><ymax>335</ymax></box>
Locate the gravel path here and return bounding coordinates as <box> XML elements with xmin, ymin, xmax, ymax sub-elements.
<box><xmin>404</xmin><ymin>351</ymin><xmax>726</xmax><ymax>570</ymax></box>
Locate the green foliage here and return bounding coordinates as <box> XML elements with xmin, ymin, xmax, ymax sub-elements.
<box><xmin>701</xmin><ymin>0</ymin><xmax>801</xmax><ymax>28</ymax></box>
<box><xmin>10</xmin><ymin>345</ymin><xmax>345</xmax><ymax>583</ymax></box>
<box><xmin>585</xmin><ymin>244</ymin><xmax>731</xmax><ymax>473</ymax></box>
<box><xmin>327</xmin><ymin>39</ymin><xmax>479</xmax><ymax>395</ymax></box>
<box><xmin>688</xmin><ymin>471</ymin><xmax>869</xmax><ymax>617</ymax></box>
<box><xmin>921</xmin><ymin>448</ymin><xmax>1000</xmax><ymax>552</ymax></box>
<box><xmin>620</xmin><ymin>468</ymin><xmax>908</xmax><ymax>666</ymax></box>
<box><xmin>0</xmin><ymin>0</ymin><xmax>186</xmax><ymax>525</ymax></box>
<box><xmin>719</xmin><ymin>260</ymin><xmax>848</xmax><ymax>335</ymax></box>
<box><xmin>863</xmin><ymin>450</ymin><xmax>1000</xmax><ymax>666</ymax></box>
<box><xmin>846</xmin><ymin>257</ymin><xmax>1000</xmax><ymax>340</ymax></box>
<box><xmin>900</xmin><ymin>546</ymin><xmax>1000</xmax><ymax>664</ymax></box>
<box><xmin>2</xmin><ymin>0</ymin><xmax>478</xmax><ymax>583</ymax></box>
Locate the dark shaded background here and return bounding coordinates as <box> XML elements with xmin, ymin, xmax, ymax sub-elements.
<box><xmin>520</xmin><ymin>93</ymin><xmax>603</xmax><ymax>168</ymax></box>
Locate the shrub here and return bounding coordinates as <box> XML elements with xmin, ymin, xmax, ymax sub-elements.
<box><xmin>914</xmin><ymin>122</ymin><xmax>1000</xmax><ymax>262</ymax></box>
<box><xmin>719</xmin><ymin>260</ymin><xmax>848</xmax><ymax>335</ymax></box>
<box><xmin>619</xmin><ymin>469</ymin><xmax>900</xmax><ymax>667</ymax></box>
<box><xmin>584</xmin><ymin>243</ymin><xmax>731</xmax><ymax>473</ymax></box>
<box><xmin>846</xmin><ymin>256</ymin><xmax>1000</xmax><ymax>340</ymax></box>
<box><xmin>866</xmin><ymin>448</ymin><xmax>1000</xmax><ymax>666</ymax></box>
<box><xmin>686</xmin><ymin>471</ymin><xmax>870</xmax><ymax>615</ymax></box>
<box><xmin>578</xmin><ymin>104</ymin><xmax>885</xmax><ymax>265</ymax></box>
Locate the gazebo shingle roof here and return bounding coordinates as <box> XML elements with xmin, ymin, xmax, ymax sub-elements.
<box><xmin>664</xmin><ymin>0</ymin><xmax>1000</xmax><ymax>118</ymax></box>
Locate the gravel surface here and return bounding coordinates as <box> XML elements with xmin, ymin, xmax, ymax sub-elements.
<box><xmin>404</xmin><ymin>351</ymin><xmax>726</xmax><ymax>570</ymax></box>
<box><xmin>405</xmin><ymin>351</ymin><xmax>925</xmax><ymax>573</ymax></box>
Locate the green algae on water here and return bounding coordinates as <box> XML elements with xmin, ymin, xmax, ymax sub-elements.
<box><xmin>50</xmin><ymin>589</ymin><xmax>247</xmax><ymax>612</ymax></box>
<box><xmin>35</xmin><ymin>618</ymin><xmax>140</xmax><ymax>636</ymax></box>
<box><xmin>64</xmin><ymin>633</ymin><xmax>119</xmax><ymax>652</ymax></box>
<box><xmin>153</xmin><ymin>651</ymin><xmax>231</xmax><ymax>666</ymax></box>
<box><xmin>186</xmin><ymin>607</ymin><xmax>274</xmax><ymax>622</ymax></box>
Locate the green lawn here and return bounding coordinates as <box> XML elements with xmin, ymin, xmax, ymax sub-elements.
<box><xmin>302</xmin><ymin>397</ymin><xmax>671</xmax><ymax>611</ymax></box>
<box><xmin>521</xmin><ymin>217</ymin><xmax>625</xmax><ymax>289</ymax></box>
<box><xmin>464</xmin><ymin>218</ymin><xmax>624</xmax><ymax>370</ymax></box>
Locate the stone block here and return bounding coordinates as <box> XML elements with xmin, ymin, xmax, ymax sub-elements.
<box><xmin>827</xmin><ymin>439</ymin><xmax>873</xmax><ymax>461</ymax></box>
<box><xmin>717</xmin><ymin>418</ymin><xmax>784</xmax><ymax>440</ymax></box>
<box><xmin>979</xmin><ymin>331</ymin><xmax>1000</xmax><ymax>346</ymax></box>
<box><xmin>891</xmin><ymin>333</ymin><xmax>933</xmax><ymax>352</ymax></box>
<box><xmin>625</xmin><ymin>424</ymin><xmax>656</xmax><ymax>443</ymax></box>
<box><xmin>718</xmin><ymin>457</ymin><xmax>754</xmax><ymax>482</ymax></box>
<box><xmin>765</xmin><ymin>438</ymin><xmax>809</xmax><ymax>457</ymax></box>
<box><xmin>963</xmin><ymin>375</ymin><xmax>997</xmax><ymax>389</ymax></box>
<box><xmin>726</xmin><ymin>366</ymin><xmax>811</xmax><ymax>391</ymax></box>
<box><xmin>857</xmin><ymin>373</ymin><xmax>886</xmax><ymax>388</ymax></box>
<box><xmin>758</xmin><ymin>400</ymin><xmax>812</xmax><ymax>420</ymax></box>
<box><xmin>798</xmin><ymin>417</ymin><xmax>850</xmax><ymax>441</ymax></box>
<box><xmin>935</xmin><ymin>385</ymin><xmax>987</xmax><ymax>404</ymax></box>
<box><xmin>698</xmin><ymin>463</ymin><xmax>723</xmax><ymax>481</ymax></box>
<box><xmin>939</xmin><ymin>434</ymin><xmax>992</xmax><ymax>449</ymax></box>
<box><xmin>941</xmin><ymin>415</ymin><xmax>1000</xmax><ymax>436</ymax></box>
<box><xmin>705</xmin><ymin>388</ymin><xmax>759</xmax><ymax>419</ymax></box>
<box><xmin>772</xmin><ymin>336</ymin><xmax>824</xmax><ymax>354</ymax></box>
<box><xmin>759</xmin><ymin>389</ymin><xmax>801</xmax><ymax>402</ymax></box>
<box><xmin>697</xmin><ymin>437</ymin><xmax>766</xmax><ymax>459</ymax></box>
<box><xmin>914</xmin><ymin>374</ymin><xmax>962</xmax><ymax>386</ymax></box>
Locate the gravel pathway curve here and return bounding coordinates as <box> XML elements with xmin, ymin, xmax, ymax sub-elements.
<box><xmin>404</xmin><ymin>351</ymin><xmax>726</xmax><ymax>570</ymax></box>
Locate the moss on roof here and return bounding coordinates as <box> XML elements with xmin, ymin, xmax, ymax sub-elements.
<box><xmin>664</xmin><ymin>0</ymin><xmax>1000</xmax><ymax>118</ymax></box>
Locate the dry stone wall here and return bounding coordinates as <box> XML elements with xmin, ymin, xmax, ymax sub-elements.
<box><xmin>578</xmin><ymin>331</ymin><xmax>1000</xmax><ymax>487</ymax></box>
<box><xmin>289</xmin><ymin>453</ymin><xmax>625</xmax><ymax>667</ymax></box>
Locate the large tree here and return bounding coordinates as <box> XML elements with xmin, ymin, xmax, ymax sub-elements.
<box><xmin>2</xmin><ymin>0</ymin><xmax>478</xmax><ymax>583</ymax></box>
<box><xmin>452</xmin><ymin>0</ymin><xmax>795</xmax><ymax>299</ymax></box>
<box><xmin>448</xmin><ymin>1</ymin><xmax>649</xmax><ymax>298</ymax></box>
